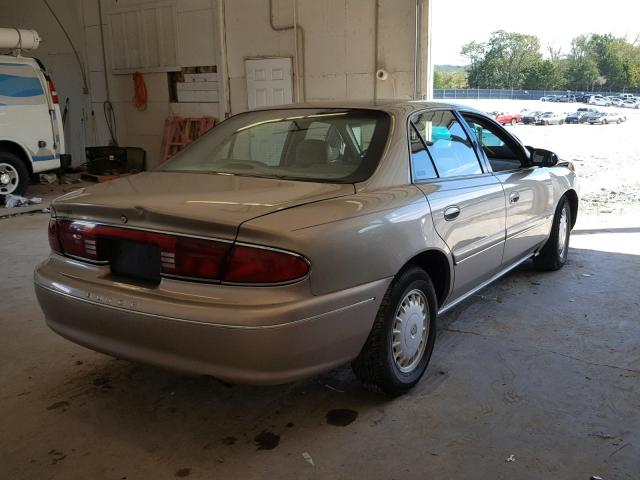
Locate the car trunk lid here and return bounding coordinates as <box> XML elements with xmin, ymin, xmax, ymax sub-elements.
<box><xmin>53</xmin><ymin>171</ymin><xmax>354</xmax><ymax>240</ymax></box>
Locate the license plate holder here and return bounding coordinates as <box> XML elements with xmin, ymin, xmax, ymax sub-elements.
<box><xmin>110</xmin><ymin>239</ymin><xmax>161</xmax><ymax>284</ymax></box>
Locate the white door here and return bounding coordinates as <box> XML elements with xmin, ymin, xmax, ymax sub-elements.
<box><xmin>245</xmin><ymin>58</ymin><xmax>293</xmax><ymax>110</ymax></box>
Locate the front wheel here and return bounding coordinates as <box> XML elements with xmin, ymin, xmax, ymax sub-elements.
<box><xmin>352</xmin><ymin>266</ymin><xmax>438</xmax><ymax>396</ymax></box>
<box><xmin>534</xmin><ymin>196</ymin><xmax>571</xmax><ymax>271</ymax></box>
<box><xmin>0</xmin><ymin>152</ymin><xmax>29</xmax><ymax>198</ymax></box>
<box><xmin>510</xmin><ymin>118</ymin><xmax>517</xmax><ymax>126</ymax></box>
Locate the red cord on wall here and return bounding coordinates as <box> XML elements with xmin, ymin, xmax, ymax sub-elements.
<box><xmin>133</xmin><ymin>72</ymin><xmax>148</xmax><ymax>111</ymax></box>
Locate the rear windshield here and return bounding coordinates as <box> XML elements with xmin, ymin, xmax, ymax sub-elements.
<box><xmin>158</xmin><ymin>108</ymin><xmax>390</xmax><ymax>183</ymax></box>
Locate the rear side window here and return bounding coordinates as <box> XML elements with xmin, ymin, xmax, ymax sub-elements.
<box><xmin>0</xmin><ymin>63</ymin><xmax>46</xmax><ymax>106</ymax></box>
<box><xmin>410</xmin><ymin>110</ymin><xmax>482</xmax><ymax>179</ymax></box>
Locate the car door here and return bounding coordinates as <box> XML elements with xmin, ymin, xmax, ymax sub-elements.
<box><xmin>460</xmin><ymin>113</ymin><xmax>554</xmax><ymax>266</ymax></box>
<box><xmin>409</xmin><ymin>109</ymin><xmax>506</xmax><ymax>301</ymax></box>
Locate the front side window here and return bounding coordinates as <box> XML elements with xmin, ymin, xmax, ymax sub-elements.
<box><xmin>462</xmin><ymin>115</ymin><xmax>524</xmax><ymax>172</ymax></box>
<box><xmin>159</xmin><ymin>109</ymin><xmax>390</xmax><ymax>183</ymax></box>
<box><xmin>410</xmin><ymin>110</ymin><xmax>482</xmax><ymax>179</ymax></box>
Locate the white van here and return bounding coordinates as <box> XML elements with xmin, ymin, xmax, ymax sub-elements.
<box><xmin>0</xmin><ymin>54</ymin><xmax>64</xmax><ymax>197</ymax></box>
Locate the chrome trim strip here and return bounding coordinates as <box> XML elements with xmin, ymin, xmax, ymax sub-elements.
<box><xmin>64</xmin><ymin>252</ymin><xmax>109</xmax><ymax>265</ymax></box>
<box><xmin>438</xmin><ymin>253</ymin><xmax>532</xmax><ymax>315</ymax></box>
<box><xmin>454</xmin><ymin>238</ymin><xmax>505</xmax><ymax>265</ymax></box>
<box><xmin>505</xmin><ymin>220</ymin><xmax>547</xmax><ymax>241</ymax></box>
<box><xmin>55</xmin><ymin>217</ymin><xmax>235</xmax><ymax>244</ymax></box>
<box><xmin>35</xmin><ymin>282</ymin><xmax>374</xmax><ymax>330</ymax></box>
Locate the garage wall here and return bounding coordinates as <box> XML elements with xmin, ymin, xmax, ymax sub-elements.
<box><xmin>70</xmin><ymin>0</ymin><xmax>431</xmax><ymax>169</ymax></box>
<box><xmin>79</xmin><ymin>0</ymin><xmax>221</xmax><ymax>168</ymax></box>
<box><xmin>0</xmin><ymin>0</ymin><xmax>88</xmax><ymax>166</ymax></box>
<box><xmin>223</xmin><ymin>0</ymin><xmax>429</xmax><ymax>113</ymax></box>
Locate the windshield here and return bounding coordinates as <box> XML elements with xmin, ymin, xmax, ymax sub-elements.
<box><xmin>158</xmin><ymin>108</ymin><xmax>391</xmax><ymax>183</ymax></box>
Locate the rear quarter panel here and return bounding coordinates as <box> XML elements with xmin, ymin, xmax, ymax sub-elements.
<box><xmin>236</xmin><ymin>186</ymin><xmax>452</xmax><ymax>296</ymax></box>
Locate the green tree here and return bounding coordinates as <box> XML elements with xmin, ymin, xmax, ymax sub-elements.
<box><xmin>434</xmin><ymin>69</ymin><xmax>469</xmax><ymax>89</ymax></box>
<box><xmin>523</xmin><ymin>60</ymin><xmax>565</xmax><ymax>89</ymax></box>
<box><xmin>461</xmin><ymin>31</ymin><xmax>542</xmax><ymax>89</ymax></box>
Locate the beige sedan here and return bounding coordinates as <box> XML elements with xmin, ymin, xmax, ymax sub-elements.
<box><xmin>35</xmin><ymin>101</ymin><xmax>578</xmax><ymax>396</ymax></box>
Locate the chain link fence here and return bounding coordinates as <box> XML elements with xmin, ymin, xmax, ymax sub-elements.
<box><xmin>434</xmin><ymin>88</ymin><xmax>640</xmax><ymax>100</ymax></box>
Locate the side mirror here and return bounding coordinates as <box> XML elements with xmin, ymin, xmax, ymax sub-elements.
<box><xmin>527</xmin><ymin>147</ymin><xmax>558</xmax><ymax>167</ymax></box>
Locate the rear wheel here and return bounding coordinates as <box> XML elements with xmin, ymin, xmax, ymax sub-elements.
<box><xmin>510</xmin><ymin>118</ymin><xmax>517</xmax><ymax>126</ymax></box>
<box><xmin>534</xmin><ymin>196</ymin><xmax>571</xmax><ymax>271</ymax></box>
<box><xmin>352</xmin><ymin>266</ymin><xmax>438</xmax><ymax>396</ymax></box>
<box><xmin>0</xmin><ymin>152</ymin><xmax>29</xmax><ymax>198</ymax></box>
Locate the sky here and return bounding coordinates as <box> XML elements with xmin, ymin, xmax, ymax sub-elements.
<box><xmin>431</xmin><ymin>0</ymin><xmax>640</xmax><ymax>65</ymax></box>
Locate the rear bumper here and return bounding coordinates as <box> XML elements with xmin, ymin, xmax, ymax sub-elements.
<box><xmin>34</xmin><ymin>255</ymin><xmax>389</xmax><ymax>384</ymax></box>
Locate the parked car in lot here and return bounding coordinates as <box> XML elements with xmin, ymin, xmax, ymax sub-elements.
<box><xmin>622</xmin><ymin>99</ymin><xmax>640</xmax><ymax>109</ymax></box>
<box><xmin>537</xmin><ymin>112</ymin><xmax>565</xmax><ymax>125</ymax></box>
<box><xmin>609</xmin><ymin>97</ymin><xmax>624</xmax><ymax>107</ymax></box>
<box><xmin>0</xmin><ymin>54</ymin><xmax>65</xmax><ymax>197</ymax></box>
<box><xmin>35</xmin><ymin>101</ymin><xmax>579</xmax><ymax>396</ymax></box>
<box><xmin>557</xmin><ymin>95</ymin><xmax>576</xmax><ymax>103</ymax></box>
<box><xmin>588</xmin><ymin>111</ymin><xmax>625</xmax><ymax>124</ymax></box>
<box><xmin>588</xmin><ymin>95</ymin><xmax>611</xmax><ymax>106</ymax></box>
<box><xmin>522</xmin><ymin>111</ymin><xmax>543</xmax><ymax>124</ymax></box>
<box><xmin>540</xmin><ymin>95</ymin><xmax>556</xmax><ymax>102</ymax></box>
<box><xmin>494</xmin><ymin>112</ymin><xmax>522</xmax><ymax>125</ymax></box>
<box><xmin>565</xmin><ymin>108</ymin><xmax>598</xmax><ymax>124</ymax></box>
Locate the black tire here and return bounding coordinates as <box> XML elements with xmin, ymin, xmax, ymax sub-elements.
<box><xmin>534</xmin><ymin>196</ymin><xmax>571</xmax><ymax>271</ymax></box>
<box><xmin>0</xmin><ymin>151</ymin><xmax>29</xmax><ymax>198</ymax></box>
<box><xmin>352</xmin><ymin>266</ymin><xmax>438</xmax><ymax>396</ymax></box>
<box><xmin>510</xmin><ymin>118</ymin><xmax>517</xmax><ymax>126</ymax></box>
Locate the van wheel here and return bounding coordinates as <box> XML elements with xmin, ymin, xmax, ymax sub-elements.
<box><xmin>0</xmin><ymin>152</ymin><xmax>29</xmax><ymax>198</ymax></box>
<box><xmin>534</xmin><ymin>196</ymin><xmax>571</xmax><ymax>271</ymax></box>
<box><xmin>352</xmin><ymin>266</ymin><xmax>438</xmax><ymax>396</ymax></box>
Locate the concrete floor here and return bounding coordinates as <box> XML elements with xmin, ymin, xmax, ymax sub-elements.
<box><xmin>1</xmin><ymin>211</ymin><xmax>639</xmax><ymax>480</ymax></box>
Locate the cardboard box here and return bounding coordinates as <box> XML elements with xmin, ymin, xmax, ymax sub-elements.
<box><xmin>177</xmin><ymin>81</ymin><xmax>218</xmax><ymax>92</ymax></box>
<box><xmin>176</xmin><ymin>89</ymin><xmax>219</xmax><ymax>103</ymax></box>
<box><xmin>184</xmin><ymin>73</ymin><xmax>218</xmax><ymax>83</ymax></box>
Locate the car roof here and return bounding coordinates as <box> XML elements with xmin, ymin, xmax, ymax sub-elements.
<box><xmin>249</xmin><ymin>99</ymin><xmax>486</xmax><ymax>116</ymax></box>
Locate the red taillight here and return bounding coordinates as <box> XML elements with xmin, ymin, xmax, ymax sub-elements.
<box><xmin>223</xmin><ymin>245</ymin><xmax>309</xmax><ymax>284</ymax></box>
<box><xmin>47</xmin><ymin>79</ymin><xmax>59</xmax><ymax>104</ymax></box>
<box><xmin>49</xmin><ymin>219</ymin><xmax>309</xmax><ymax>284</ymax></box>
<box><xmin>48</xmin><ymin>218</ymin><xmax>62</xmax><ymax>253</ymax></box>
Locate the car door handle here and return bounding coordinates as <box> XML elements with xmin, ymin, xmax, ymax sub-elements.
<box><xmin>509</xmin><ymin>192</ymin><xmax>520</xmax><ymax>203</ymax></box>
<box><xmin>444</xmin><ymin>206</ymin><xmax>461</xmax><ymax>221</ymax></box>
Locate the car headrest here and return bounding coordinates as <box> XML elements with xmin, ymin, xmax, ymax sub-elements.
<box><xmin>295</xmin><ymin>139</ymin><xmax>329</xmax><ymax>167</ymax></box>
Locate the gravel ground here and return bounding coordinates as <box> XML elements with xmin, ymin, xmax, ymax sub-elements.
<box><xmin>453</xmin><ymin>99</ymin><xmax>640</xmax><ymax>215</ymax></box>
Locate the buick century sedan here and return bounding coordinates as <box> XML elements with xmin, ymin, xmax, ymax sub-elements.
<box><xmin>35</xmin><ymin>101</ymin><xmax>578</xmax><ymax>396</ymax></box>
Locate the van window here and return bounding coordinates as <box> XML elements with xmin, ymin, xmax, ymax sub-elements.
<box><xmin>0</xmin><ymin>63</ymin><xmax>45</xmax><ymax>106</ymax></box>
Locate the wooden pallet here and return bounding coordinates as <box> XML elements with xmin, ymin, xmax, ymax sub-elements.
<box><xmin>160</xmin><ymin>116</ymin><xmax>217</xmax><ymax>161</ymax></box>
<box><xmin>81</xmin><ymin>172</ymin><xmax>129</xmax><ymax>183</ymax></box>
